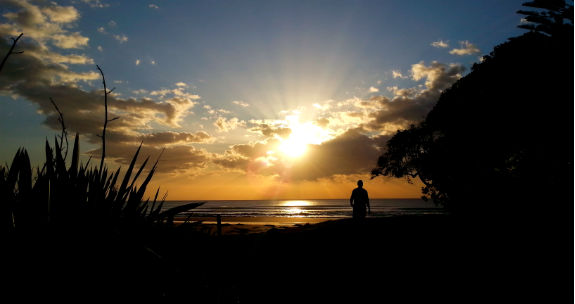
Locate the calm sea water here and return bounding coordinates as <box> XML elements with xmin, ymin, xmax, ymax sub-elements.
<box><xmin>161</xmin><ymin>199</ymin><xmax>444</xmax><ymax>220</ymax></box>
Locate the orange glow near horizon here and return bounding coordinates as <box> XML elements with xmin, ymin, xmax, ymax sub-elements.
<box><xmin>148</xmin><ymin>172</ymin><xmax>423</xmax><ymax>201</ymax></box>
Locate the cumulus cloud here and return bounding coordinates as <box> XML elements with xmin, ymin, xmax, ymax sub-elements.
<box><xmin>209</xmin><ymin>60</ymin><xmax>465</xmax><ymax>180</ymax></box>
<box><xmin>212</xmin><ymin>128</ymin><xmax>389</xmax><ymax>181</ymax></box>
<box><xmin>284</xmin><ymin>129</ymin><xmax>390</xmax><ymax>181</ymax></box>
<box><xmin>214</xmin><ymin>117</ymin><xmax>244</xmax><ymax>132</ymax></box>
<box><xmin>363</xmin><ymin>61</ymin><xmax>464</xmax><ymax>131</ymax></box>
<box><xmin>449</xmin><ymin>40</ymin><xmax>480</xmax><ymax>56</ymax></box>
<box><xmin>411</xmin><ymin>61</ymin><xmax>465</xmax><ymax>90</ymax></box>
<box><xmin>89</xmin><ymin>143</ymin><xmax>211</xmax><ymax>174</ymax></box>
<box><xmin>0</xmin><ymin>0</ymin><xmax>90</xmax><ymax>49</ymax></box>
<box><xmin>138</xmin><ymin>131</ymin><xmax>212</xmax><ymax>145</ymax></box>
<box><xmin>41</xmin><ymin>5</ymin><xmax>80</xmax><ymax>23</ymax></box>
<box><xmin>148</xmin><ymin>4</ymin><xmax>159</xmax><ymax>9</ymax></box>
<box><xmin>52</xmin><ymin>32</ymin><xmax>89</xmax><ymax>48</ymax></box>
<box><xmin>0</xmin><ymin>1</ymin><xmax>208</xmax><ymax>174</ymax></box>
<box><xmin>431</xmin><ymin>40</ymin><xmax>449</xmax><ymax>48</ymax></box>
<box><xmin>392</xmin><ymin>70</ymin><xmax>408</xmax><ymax>79</ymax></box>
<box><xmin>368</xmin><ymin>86</ymin><xmax>379</xmax><ymax>93</ymax></box>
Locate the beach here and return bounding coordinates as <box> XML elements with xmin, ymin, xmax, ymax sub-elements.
<box><xmin>174</xmin><ymin>216</ymin><xmax>334</xmax><ymax>235</ymax></box>
<box><xmin>6</xmin><ymin>212</ymin><xmax>570</xmax><ymax>303</ymax></box>
<box><xmin>156</xmin><ymin>214</ymin><xmax>467</xmax><ymax>302</ymax></box>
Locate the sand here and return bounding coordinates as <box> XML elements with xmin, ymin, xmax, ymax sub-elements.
<box><xmin>173</xmin><ymin>216</ymin><xmax>335</xmax><ymax>234</ymax></box>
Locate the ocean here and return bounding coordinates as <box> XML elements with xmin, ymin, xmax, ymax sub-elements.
<box><xmin>161</xmin><ymin>199</ymin><xmax>445</xmax><ymax>222</ymax></box>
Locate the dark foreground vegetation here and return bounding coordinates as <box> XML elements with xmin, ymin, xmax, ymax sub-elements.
<box><xmin>7</xmin><ymin>214</ymin><xmax>569</xmax><ymax>302</ymax></box>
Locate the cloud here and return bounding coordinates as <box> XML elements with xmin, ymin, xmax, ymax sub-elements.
<box><xmin>392</xmin><ymin>70</ymin><xmax>408</xmax><ymax>79</ymax></box>
<box><xmin>211</xmin><ymin>139</ymin><xmax>280</xmax><ymax>173</ymax></box>
<box><xmin>175</xmin><ymin>82</ymin><xmax>187</xmax><ymax>87</ymax></box>
<box><xmin>41</xmin><ymin>5</ymin><xmax>80</xmax><ymax>23</ymax></box>
<box><xmin>232</xmin><ymin>100</ymin><xmax>250</xmax><ymax>107</ymax></box>
<box><xmin>0</xmin><ymin>0</ymin><xmax>90</xmax><ymax>49</ymax></box>
<box><xmin>209</xmin><ymin>60</ymin><xmax>465</xmax><ymax>180</ymax></box>
<box><xmin>314</xmin><ymin>118</ymin><xmax>330</xmax><ymax>128</ymax></box>
<box><xmin>214</xmin><ymin>117</ymin><xmax>244</xmax><ymax>132</ymax></box>
<box><xmin>0</xmin><ymin>0</ymin><xmax>211</xmax><ymax>175</ymax></box>
<box><xmin>148</xmin><ymin>4</ymin><xmax>159</xmax><ymax>9</ymax></box>
<box><xmin>284</xmin><ymin>129</ymin><xmax>390</xmax><ymax>181</ymax></box>
<box><xmin>369</xmin><ymin>86</ymin><xmax>379</xmax><ymax>93</ymax></box>
<box><xmin>249</xmin><ymin>123</ymin><xmax>291</xmax><ymax>139</ymax></box>
<box><xmin>363</xmin><ymin>61</ymin><xmax>464</xmax><ymax>132</ymax></box>
<box><xmin>52</xmin><ymin>32</ymin><xmax>89</xmax><ymax>49</ymax></box>
<box><xmin>411</xmin><ymin>61</ymin><xmax>465</xmax><ymax>90</ymax></box>
<box><xmin>212</xmin><ymin>128</ymin><xmax>389</xmax><ymax>181</ymax></box>
<box><xmin>431</xmin><ymin>40</ymin><xmax>449</xmax><ymax>48</ymax></box>
<box><xmin>449</xmin><ymin>41</ymin><xmax>480</xmax><ymax>56</ymax></box>
<box><xmin>80</xmin><ymin>0</ymin><xmax>110</xmax><ymax>8</ymax></box>
<box><xmin>97</xmin><ymin>45</ymin><xmax>103</xmax><ymax>52</ymax></box>
<box><xmin>113</xmin><ymin>34</ymin><xmax>128</xmax><ymax>43</ymax></box>
<box><xmin>89</xmin><ymin>143</ymin><xmax>211</xmax><ymax>174</ymax></box>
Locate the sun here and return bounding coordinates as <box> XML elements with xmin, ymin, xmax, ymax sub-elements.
<box><xmin>278</xmin><ymin>136</ymin><xmax>308</xmax><ymax>158</ymax></box>
<box><xmin>277</xmin><ymin>115</ymin><xmax>330</xmax><ymax>159</ymax></box>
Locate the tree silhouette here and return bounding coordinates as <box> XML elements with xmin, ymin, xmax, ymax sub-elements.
<box><xmin>372</xmin><ymin>0</ymin><xmax>573</xmax><ymax>214</ymax></box>
<box><xmin>518</xmin><ymin>0</ymin><xmax>573</xmax><ymax>36</ymax></box>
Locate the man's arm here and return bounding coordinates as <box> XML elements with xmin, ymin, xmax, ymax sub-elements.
<box><xmin>350</xmin><ymin>190</ymin><xmax>355</xmax><ymax>207</ymax></box>
<box><xmin>366</xmin><ymin>190</ymin><xmax>371</xmax><ymax>213</ymax></box>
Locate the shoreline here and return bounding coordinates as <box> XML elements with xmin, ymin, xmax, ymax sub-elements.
<box><xmin>174</xmin><ymin>216</ymin><xmax>335</xmax><ymax>225</ymax></box>
<box><xmin>173</xmin><ymin>216</ymin><xmax>337</xmax><ymax>234</ymax></box>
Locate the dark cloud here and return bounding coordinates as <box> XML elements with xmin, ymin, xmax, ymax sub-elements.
<box><xmin>283</xmin><ymin>128</ymin><xmax>390</xmax><ymax>181</ymax></box>
<box><xmin>138</xmin><ymin>131</ymin><xmax>212</xmax><ymax>145</ymax></box>
<box><xmin>211</xmin><ymin>128</ymin><xmax>390</xmax><ymax>181</ymax></box>
<box><xmin>87</xmin><ymin>142</ymin><xmax>211</xmax><ymax>174</ymax></box>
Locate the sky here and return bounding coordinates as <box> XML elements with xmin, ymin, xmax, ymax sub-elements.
<box><xmin>0</xmin><ymin>0</ymin><xmax>528</xmax><ymax>200</ymax></box>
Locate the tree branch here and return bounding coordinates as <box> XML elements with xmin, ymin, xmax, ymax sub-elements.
<box><xmin>0</xmin><ymin>33</ymin><xmax>24</xmax><ymax>74</ymax></box>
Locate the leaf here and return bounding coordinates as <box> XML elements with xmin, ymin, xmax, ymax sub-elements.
<box><xmin>70</xmin><ymin>133</ymin><xmax>80</xmax><ymax>176</ymax></box>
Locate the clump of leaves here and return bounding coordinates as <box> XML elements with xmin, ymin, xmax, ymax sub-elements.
<box><xmin>0</xmin><ymin>133</ymin><xmax>201</xmax><ymax>234</ymax></box>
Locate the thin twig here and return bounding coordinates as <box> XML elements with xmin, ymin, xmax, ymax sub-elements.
<box><xmin>49</xmin><ymin>97</ymin><xmax>69</xmax><ymax>159</ymax></box>
<box><xmin>0</xmin><ymin>33</ymin><xmax>24</xmax><ymax>74</ymax></box>
<box><xmin>96</xmin><ymin>65</ymin><xmax>109</xmax><ymax>176</ymax></box>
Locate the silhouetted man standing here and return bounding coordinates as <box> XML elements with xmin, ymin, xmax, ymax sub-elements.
<box><xmin>350</xmin><ymin>180</ymin><xmax>370</xmax><ymax>220</ymax></box>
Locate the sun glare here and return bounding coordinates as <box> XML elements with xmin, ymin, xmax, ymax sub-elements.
<box><xmin>277</xmin><ymin>115</ymin><xmax>330</xmax><ymax>159</ymax></box>
<box><xmin>281</xmin><ymin>200</ymin><xmax>312</xmax><ymax>207</ymax></box>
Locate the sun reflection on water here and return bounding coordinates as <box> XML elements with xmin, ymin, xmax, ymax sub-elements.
<box><xmin>284</xmin><ymin>207</ymin><xmax>304</xmax><ymax>215</ymax></box>
<box><xmin>281</xmin><ymin>200</ymin><xmax>312</xmax><ymax>207</ymax></box>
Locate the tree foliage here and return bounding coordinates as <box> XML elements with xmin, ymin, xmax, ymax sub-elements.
<box><xmin>372</xmin><ymin>1</ymin><xmax>573</xmax><ymax>213</ymax></box>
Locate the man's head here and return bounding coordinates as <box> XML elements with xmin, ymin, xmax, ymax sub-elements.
<box><xmin>357</xmin><ymin>180</ymin><xmax>363</xmax><ymax>188</ymax></box>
